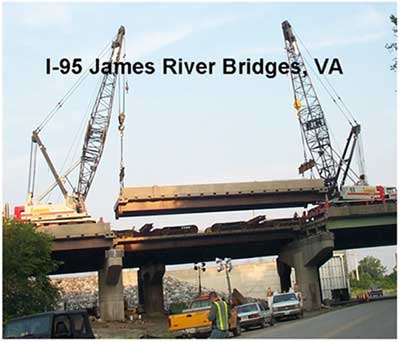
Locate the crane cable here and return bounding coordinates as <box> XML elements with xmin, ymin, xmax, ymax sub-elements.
<box><xmin>118</xmin><ymin>37</ymin><xmax>127</xmax><ymax>192</ymax></box>
<box><xmin>301</xmin><ymin>55</ymin><xmax>359</xmax><ymax>183</ymax></box>
<box><xmin>51</xmin><ymin>77</ymin><xmax>105</xmax><ymax>203</ymax></box>
<box><xmin>35</xmin><ymin>37</ymin><xmax>114</xmax><ymax>133</ymax></box>
<box><xmin>59</xmin><ymin>76</ymin><xmax>104</xmax><ymax>179</ymax></box>
<box><xmin>293</xmin><ymin>28</ymin><xmax>358</xmax><ymax>126</ymax></box>
<box><xmin>292</xmin><ymin>28</ymin><xmax>364</xmax><ymax>185</ymax></box>
<box><xmin>29</xmin><ymin>33</ymin><xmax>117</xmax><ymax>202</ymax></box>
<box><xmin>27</xmin><ymin>141</ymin><xmax>35</xmax><ymax>194</ymax></box>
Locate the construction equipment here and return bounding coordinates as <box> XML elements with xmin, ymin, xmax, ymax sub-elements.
<box><xmin>15</xmin><ymin>26</ymin><xmax>126</xmax><ymax>226</ymax></box>
<box><xmin>282</xmin><ymin>20</ymin><xmax>366</xmax><ymax>195</ymax></box>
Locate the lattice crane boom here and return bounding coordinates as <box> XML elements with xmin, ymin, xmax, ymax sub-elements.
<box><xmin>282</xmin><ymin>20</ymin><xmax>338</xmax><ymax>191</ymax></box>
<box><xmin>77</xmin><ymin>25</ymin><xmax>125</xmax><ymax>201</ymax></box>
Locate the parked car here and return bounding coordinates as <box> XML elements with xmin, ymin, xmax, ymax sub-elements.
<box><xmin>368</xmin><ymin>286</ymin><xmax>384</xmax><ymax>298</ymax></box>
<box><xmin>271</xmin><ymin>292</ymin><xmax>303</xmax><ymax>321</ymax></box>
<box><xmin>4</xmin><ymin>310</ymin><xmax>95</xmax><ymax>339</ymax></box>
<box><xmin>236</xmin><ymin>302</ymin><xmax>273</xmax><ymax>330</ymax></box>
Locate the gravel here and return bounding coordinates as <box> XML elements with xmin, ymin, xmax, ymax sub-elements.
<box><xmin>53</xmin><ymin>275</ymin><xmax>226</xmax><ymax>311</ymax></box>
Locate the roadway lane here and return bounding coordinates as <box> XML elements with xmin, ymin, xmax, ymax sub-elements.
<box><xmin>238</xmin><ymin>299</ymin><xmax>396</xmax><ymax>338</ymax></box>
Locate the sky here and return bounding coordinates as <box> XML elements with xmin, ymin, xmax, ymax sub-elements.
<box><xmin>2</xmin><ymin>2</ymin><xmax>397</xmax><ymax>272</ymax></box>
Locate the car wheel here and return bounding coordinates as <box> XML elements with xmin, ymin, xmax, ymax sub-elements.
<box><xmin>232</xmin><ymin>323</ymin><xmax>241</xmax><ymax>336</ymax></box>
<box><xmin>259</xmin><ymin>320</ymin><xmax>266</xmax><ymax>329</ymax></box>
<box><xmin>270</xmin><ymin>317</ymin><xmax>275</xmax><ymax>326</ymax></box>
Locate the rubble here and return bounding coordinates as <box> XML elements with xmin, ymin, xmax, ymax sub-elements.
<box><xmin>52</xmin><ymin>275</ymin><xmax>226</xmax><ymax>311</ymax></box>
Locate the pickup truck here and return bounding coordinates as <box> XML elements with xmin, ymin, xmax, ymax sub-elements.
<box><xmin>271</xmin><ymin>292</ymin><xmax>303</xmax><ymax>321</ymax></box>
<box><xmin>168</xmin><ymin>295</ymin><xmax>241</xmax><ymax>338</ymax></box>
<box><xmin>4</xmin><ymin>310</ymin><xmax>95</xmax><ymax>339</ymax></box>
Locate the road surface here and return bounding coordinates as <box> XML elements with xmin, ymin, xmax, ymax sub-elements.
<box><xmin>238</xmin><ymin>299</ymin><xmax>396</xmax><ymax>338</ymax></box>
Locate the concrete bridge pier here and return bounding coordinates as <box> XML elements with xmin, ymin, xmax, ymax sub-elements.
<box><xmin>138</xmin><ymin>262</ymin><xmax>166</xmax><ymax>315</ymax></box>
<box><xmin>276</xmin><ymin>257</ymin><xmax>292</xmax><ymax>292</ymax></box>
<box><xmin>278</xmin><ymin>231</ymin><xmax>334</xmax><ymax>311</ymax></box>
<box><xmin>98</xmin><ymin>249</ymin><xmax>125</xmax><ymax>321</ymax></box>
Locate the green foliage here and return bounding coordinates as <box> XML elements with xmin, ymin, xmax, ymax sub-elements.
<box><xmin>387</xmin><ymin>264</ymin><xmax>397</xmax><ymax>283</ymax></box>
<box><xmin>350</xmin><ymin>257</ymin><xmax>396</xmax><ymax>291</ymax></box>
<box><xmin>3</xmin><ymin>219</ymin><xmax>61</xmax><ymax>322</ymax></box>
<box><xmin>386</xmin><ymin>14</ymin><xmax>397</xmax><ymax>71</ymax></box>
<box><xmin>358</xmin><ymin>256</ymin><xmax>387</xmax><ymax>280</ymax></box>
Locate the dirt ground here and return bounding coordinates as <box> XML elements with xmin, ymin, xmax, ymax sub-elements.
<box><xmin>91</xmin><ymin>315</ymin><xmax>175</xmax><ymax>339</ymax></box>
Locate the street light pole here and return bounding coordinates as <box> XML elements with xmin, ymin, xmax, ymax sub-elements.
<box><xmin>194</xmin><ymin>262</ymin><xmax>206</xmax><ymax>296</ymax></box>
<box><xmin>198</xmin><ymin>267</ymin><xmax>202</xmax><ymax>295</ymax></box>
<box><xmin>216</xmin><ymin>257</ymin><xmax>233</xmax><ymax>304</ymax></box>
<box><xmin>225</xmin><ymin>267</ymin><xmax>232</xmax><ymax>303</ymax></box>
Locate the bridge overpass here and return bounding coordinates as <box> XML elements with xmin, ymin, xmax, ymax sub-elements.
<box><xmin>49</xmin><ymin>202</ymin><xmax>396</xmax><ymax>273</ymax></box>
<box><xmin>46</xmin><ymin>201</ymin><xmax>396</xmax><ymax>320</ymax></box>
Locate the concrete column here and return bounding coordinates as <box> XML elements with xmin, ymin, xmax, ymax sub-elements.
<box><xmin>276</xmin><ymin>257</ymin><xmax>291</xmax><ymax>292</ymax></box>
<box><xmin>98</xmin><ymin>249</ymin><xmax>125</xmax><ymax>321</ymax></box>
<box><xmin>139</xmin><ymin>262</ymin><xmax>165</xmax><ymax>315</ymax></box>
<box><xmin>279</xmin><ymin>232</ymin><xmax>334</xmax><ymax>311</ymax></box>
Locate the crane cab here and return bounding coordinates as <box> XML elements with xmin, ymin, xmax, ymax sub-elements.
<box><xmin>14</xmin><ymin>198</ymin><xmax>95</xmax><ymax>227</ymax></box>
<box><xmin>339</xmin><ymin>185</ymin><xmax>397</xmax><ymax>203</ymax></box>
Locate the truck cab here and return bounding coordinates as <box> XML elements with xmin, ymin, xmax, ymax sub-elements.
<box><xmin>4</xmin><ymin>310</ymin><xmax>94</xmax><ymax>339</ymax></box>
<box><xmin>168</xmin><ymin>295</ymin><xmax>241</xmax><ymax>338</ymax></box>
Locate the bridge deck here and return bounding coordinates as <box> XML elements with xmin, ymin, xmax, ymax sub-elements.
<box><xmin>115</xmin><ymin>179</ymin><xmax>327</xmax><ymax>217</ymax></box>
<box><xmin>49</xmin><ymin>202</ymin><xmax>396</xmax><ymax>274</ymax></box>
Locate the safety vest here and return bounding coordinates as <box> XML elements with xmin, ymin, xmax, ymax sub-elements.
<box><xmin>214</xmin><ymin>299</ymin><xmax>229</xmax><ymax>331</ymax></box>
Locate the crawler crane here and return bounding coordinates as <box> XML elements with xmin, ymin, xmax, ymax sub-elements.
<box><xmin>14</xmin><ymin>26</ymin><xmax>127</xmax><ymax>226</ymax></box>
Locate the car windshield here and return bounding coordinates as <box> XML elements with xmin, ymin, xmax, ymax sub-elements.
<box><xmin>237</xmin><ymin>304</ymin><xmax>258</xmax><ymax>314</ymax></box>
<box><xmin>4</xmin><ymin>315</ymin><xmax>51</xmax><ymax>338</ymax></box>
<box><xmin>273</xmin><ymin>293</ymin><xmax>298</xmax><ymax>304</ymax></box>
<box><xmin>191</xmin><ymin>300</ymin><xmax>210</xmax><ymax>309</ymax></box>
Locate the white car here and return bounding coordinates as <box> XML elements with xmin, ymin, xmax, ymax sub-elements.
<box><xmin>271</xmin><ymin>292</ymin><xmax>303</xmax><ymax>320</ymax></box>
<box><xmin>236</xmin><ymin>302</ymin><xmax>273</xmax><ymax>330</ymax></box>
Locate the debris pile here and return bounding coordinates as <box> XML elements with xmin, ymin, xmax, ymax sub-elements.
<box><xmin>53</xmin><ymin>275</ymin><xmax>226</xmax><ymax>311</ymax></box>
<box><xmin>53</xmin><ymin>276</ymin><xmax>99</xmax><ymax>310</ymax></box>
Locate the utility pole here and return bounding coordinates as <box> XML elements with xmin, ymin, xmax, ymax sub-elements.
<box><xmin>194</xmin><ymin>262</ymin><xmax>206</xmax><ymax>295</ymax></box>
<box><xmin>354</xmin><ymin>252</ymin><xmax>360</xmax><ymax>281</ymax></box>
<box><xmin>216</xmin><ymin>257</ymin><xmax>233</xmax><ymax>303</ymax></box>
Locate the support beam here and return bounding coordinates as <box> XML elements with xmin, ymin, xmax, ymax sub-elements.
<box><xmin>139</xmin><ymin>262</ymin><xmax>166</xmax><ymax>315</ymax></box>
<box><xmin>279</xmin><ymin>231</ymin><xmax>334</xmax><ymax>311</ymax></box>
<box><xmin>115</xmin><ymin>179</ymin><xmax>327</xmax><ymax>217</ymax></box>
<box><xmin>98</xmin><ymin>249</ymin><xmax>125</xmax><ymax>321</ymax></box>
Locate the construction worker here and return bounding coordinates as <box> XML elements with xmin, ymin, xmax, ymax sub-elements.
<box><xmin>208</xmin><ymin>291</ymin><xmax>230</xmax><ymax>338</ymax></box>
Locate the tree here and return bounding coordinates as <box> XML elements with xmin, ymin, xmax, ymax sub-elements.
<box><xmin>3</xmin><ymin>219</ymin><xmax>61</xmax><ymax>322</ymax></box>
<box><xmin>386</xmin><ymin>14</ymin><xmax>397</xmax><ymax>71</ymax></box>
<box><xmin>358</xmin><ymin>256</ymin><xmax>387</xmax><ymax>280</ymax></box>
<box><xmin>386</xmin><ymin>264</ymin><xmax>397</xmax><ymax>283</ymax></box>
